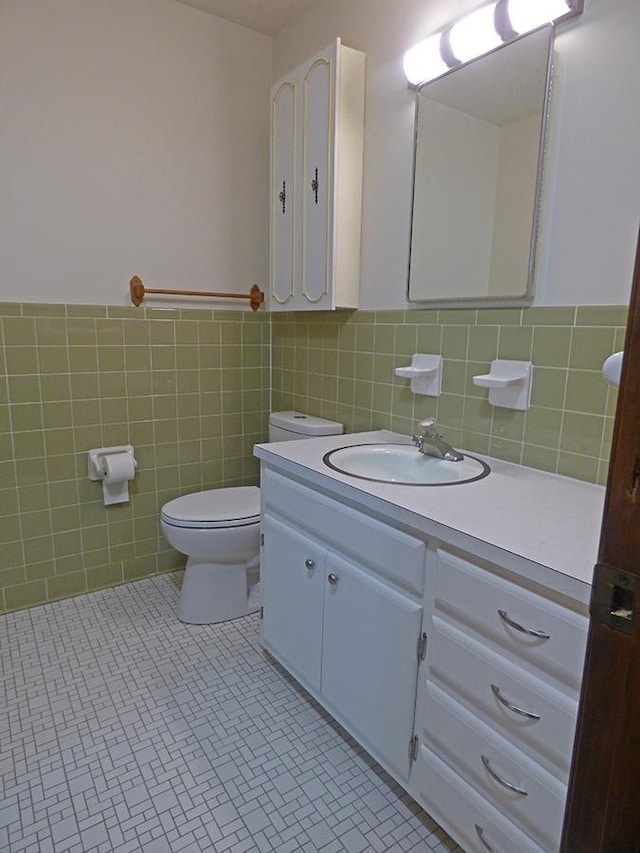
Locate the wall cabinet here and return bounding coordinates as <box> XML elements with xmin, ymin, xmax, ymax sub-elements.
<box><xmin>258</xmin><ymin>462</ymin><xmax>589</xmax><ymax>853</ymax></box>
<box><xmin>270</xmin><ymin>39</ymin><xmax>366</xmax><ymax>311</ymax></box>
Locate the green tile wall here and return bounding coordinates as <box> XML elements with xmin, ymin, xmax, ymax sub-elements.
<box><xmin>271</xmin><ymin>305</ymin><xmax>627</xmax><ymax>487</ymax></box>
<box><xmin>1</xmin><ymin>300</ymin><xmax>628</xmax><ymax>614</ymax></box>
<box><xmin>0</xmin><ymin>303</ymin><xmax>270</xmax><ymax>614</ymax></box>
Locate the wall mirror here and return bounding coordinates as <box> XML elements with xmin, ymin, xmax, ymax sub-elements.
<box><xmin>407</xmin><ymin>24</ymin><xmax>554</xmax><ymax>307</ymax></box>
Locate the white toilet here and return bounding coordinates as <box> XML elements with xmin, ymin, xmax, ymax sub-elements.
<box><xmin>161</xmin><ymin>411</ymin><xmax>343</xmax><ymax>624</ymax></box>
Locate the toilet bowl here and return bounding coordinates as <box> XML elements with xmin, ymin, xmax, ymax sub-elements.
<box><xmin>161</xmin><ymin>411</ymin><xmax>343</xmax><ymax>625</ymax></box>
<box><xmin>161</xmin><ymin>486</ymin><xmax>262</xmax><ymax>624</ymax></box>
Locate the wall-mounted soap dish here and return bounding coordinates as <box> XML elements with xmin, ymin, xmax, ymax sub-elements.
<box><xmin>473</xmin><ymin>359</ymin><xmax>532</xmax><ymax>410</ymax></box>
<box><xmin>395</xmin><ymin>354</ymin><xmax>442</xmax><ymax>396</ymax></box>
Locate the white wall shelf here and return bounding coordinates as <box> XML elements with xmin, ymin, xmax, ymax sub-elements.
<box><xmin>473</xmin><ymin>359</ymin><xmax>532</xmax><ymax>410</ymax></box>
<box><xmin>395</xmin><ymin>354</ymin><xmax>442</xmax><ymax>396</ymax></box>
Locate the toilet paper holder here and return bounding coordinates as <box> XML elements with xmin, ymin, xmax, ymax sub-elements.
<box><xmin>87</xmin><ymin>445</ymin><xmax>136</xmax><ymax>481</ymax></box>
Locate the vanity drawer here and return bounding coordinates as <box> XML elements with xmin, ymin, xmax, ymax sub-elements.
<box><xmin>413</xmin><ymin>746</ymin><xmax>545</xmax><ymax>853</ymax></box>
<box><xmin>428</xmin><ymin>617</ymin><xmax>579</xmax><ymax>778</ymax></box>
<box><xmin>423</xmin><ymin>681</ymin><xmax>566</xmax><ymax>851</ymax></box>
<box><xmin>434</xmin><ymin>548</ymin><xmax>588</xmax><ymax>691</ymax></box>
<box><xmin>261</xmin><ymin>468</ymin><xmax>426</xmax><ymax>596</ymax></box>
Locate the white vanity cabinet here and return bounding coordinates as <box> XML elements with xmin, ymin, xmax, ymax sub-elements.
<box><xmin>260</xmin><ymin>468</ymin><xmax>425</xmax><ymax>781</ymax></box>
<box><xmin>270</xmin><ymin>39</ymin><xmax>365</xmax><ymax>311</ymax></box>
<box><xmin>255</xmin><ymin>434</ymin><xmax>599</xmax><ymax>853</ymax></box>
<box><xmin>411</xmin><ymin>546</ymin><xmax>589</xmax><ymax>853</ymax></box>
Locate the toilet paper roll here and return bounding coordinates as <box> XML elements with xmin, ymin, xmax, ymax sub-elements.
<box><xmin>99</xmin><ymin>452</ymin><xmax>136</xmax><ymax>483</ymax></box>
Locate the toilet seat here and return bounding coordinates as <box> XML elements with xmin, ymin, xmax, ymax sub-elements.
<box><xmin>161</xmin><ymin>486</ymin><xmax>261</xmax><ymax>530</ymax></box>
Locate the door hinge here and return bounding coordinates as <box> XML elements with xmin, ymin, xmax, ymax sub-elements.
<box><xmin>260</xmin><ymin>606</ymin><xmax>264</xmax><ymax>620</ymax></box>
<box><xmin>409</xmin><ymin>734</ymin><xmax>419</xmax><ymax>762</ymax></box>
<box><xmin>260</xmin><ymin>532</ymin><xmax>264</xmax><ymax>547</ymax></box>
<box><xmin>417</xmin><ymin>631</ymin><xmax>427</xmax><ymax>661</ymax></box>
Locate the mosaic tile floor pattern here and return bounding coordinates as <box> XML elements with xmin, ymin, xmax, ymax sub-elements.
<box><xmin>0</xmin><ymin>575</ymin><xmax>462</xmax><ymax>852</ymax></box>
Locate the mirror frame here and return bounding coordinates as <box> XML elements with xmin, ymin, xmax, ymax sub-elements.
<box><xmin>406</xmin><ymin>24</ymin><xmax>555</xmax><ymax>309</ymax></box>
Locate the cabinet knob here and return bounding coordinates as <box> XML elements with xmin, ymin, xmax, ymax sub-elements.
<box><xmin>327</xmin><ymin>573</ymin><xmax>339</xmax><ymax>586</ymax></box>
<box><xmin>305</xmin><ymin>558</ymin><xmax>316</xmax><ymax>570</ymax></box>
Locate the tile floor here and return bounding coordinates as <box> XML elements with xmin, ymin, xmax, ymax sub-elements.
<box><xmin>0</xmin><ymin>575</ymin><xmax>462</xmax><ymax>852</ymax></box>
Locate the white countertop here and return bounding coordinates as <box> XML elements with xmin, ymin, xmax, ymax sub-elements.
<box><xmin>255</xmin><ymin>430</ymin><xmax>606</xmax><ymax>605</ymax></box>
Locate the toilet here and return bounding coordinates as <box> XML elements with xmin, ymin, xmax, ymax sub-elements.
<box><xmin>161</xmin><ymin>411</ymin><xmax>343</xmax><ymax>624</ymax></box>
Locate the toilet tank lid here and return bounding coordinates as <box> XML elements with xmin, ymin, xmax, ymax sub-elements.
<box><xmin>269</xmin><ymin>411</ymin><xmax>343</xmax><ymax>436</ymax></box>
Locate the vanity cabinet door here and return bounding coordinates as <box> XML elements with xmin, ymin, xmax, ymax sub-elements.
<box><xmin>261</xmin><ymin>513</ymin><xmax>326</xmax><ymax>692</ymax></box>
<box><xmin>321</xmin><ymin>553</ymin><xmax>423</xmax><ymax>782</ymax></box>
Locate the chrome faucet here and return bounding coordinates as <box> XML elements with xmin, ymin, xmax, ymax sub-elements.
<box><xmin>412</xmin><ymin>418</ymin><xmax>464</xmax><ymax>462</ymax></box>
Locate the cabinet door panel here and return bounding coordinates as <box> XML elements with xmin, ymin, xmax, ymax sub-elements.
<box><xmin>261</xmin><ymin>513</ymin><xmax>325</xmax><ymax>691</ymax></box>
<box><xmin>321</xmin><ymin>553</ymin><xmax>422</xmax><ymax>781</ymax></box>
<box><xmin>301</xmin><ymin>55</ymin><xmax>332</xmax><ymax>308</ymax></box>
<box><xmin>271</xmin><ymin>81</ymin><xmax>297</xmax><ymax>309</ymax></box>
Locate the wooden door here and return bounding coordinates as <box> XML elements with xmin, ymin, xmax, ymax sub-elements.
<box><xmin>561</xmin><ymin>228</ymin><xmax>640</xmax><ymax>851</ymax></box>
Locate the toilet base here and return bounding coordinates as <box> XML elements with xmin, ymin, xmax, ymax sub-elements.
<box><xmin>178</xmin><ymin>557</ymin><xmax>261</xmax><ymax>625</ymax></box>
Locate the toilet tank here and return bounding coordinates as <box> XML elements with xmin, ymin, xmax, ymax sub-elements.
<box><xmin>268</xmin><ymin>411</ymin><xmax>343</xmax><ymax>442</ymax></box>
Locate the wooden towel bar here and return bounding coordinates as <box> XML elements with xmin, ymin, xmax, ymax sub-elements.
<box><xmin>129</xmin><ymin>276</ymin><xmax>264</xmax><ymax>311</ymax></box>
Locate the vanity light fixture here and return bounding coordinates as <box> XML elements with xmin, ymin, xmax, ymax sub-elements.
<box><xmin>449</xmin><ymin>3</ymin><xmax>502</xmax><ymax>64</ymax></box>
<box><xmin>403</xmin><ymin>0</ymin><xmax>583</xmax><ymax>86</ymax></box>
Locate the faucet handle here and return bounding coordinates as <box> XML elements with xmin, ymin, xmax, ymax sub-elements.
<box><xmin>418</xmin><ymin>417</ymin><xmax>436</xmax><ymax>432</ymax></box>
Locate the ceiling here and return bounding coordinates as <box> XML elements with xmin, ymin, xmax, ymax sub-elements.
<box><xmin>172</xmin><ymin>0</ymin><xmax>319</xmax><ymax>36</ymax></box>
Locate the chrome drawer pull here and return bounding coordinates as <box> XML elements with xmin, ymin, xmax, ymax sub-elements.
<box><xmin>481</xmin><ymin>754</ymin><xmax>528</xmax><ymax>796</ymax></box>
<box><xmin>305</xmin><ymin>558</ymin><xmax>316</xmax><ymax>570</ymax></box>
<box><xmin>491</xmin><ymin>684</ymin><xmax>540</xmax><ymax>720</ymax></box>
<box><xmin>498</xmin><ymin>608</ymin><xmax>550</xmax><ymax>640</ymax></box>
<box><xmin>327</xmin><ymin>573</ymin><xmax>339</xmax><ymax>586</ymax></box>
<box><xmin>475</xmin><ymin>824</ymin><xmax>494</xmax><ymax>852</ymax></box>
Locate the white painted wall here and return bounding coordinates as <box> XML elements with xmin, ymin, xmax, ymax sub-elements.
<box><xmin>3</xmin><ymin>0</ymin><xmax>638</xmax><ymax>309</ymax></box>
<box><xmin>0</xmin><ymin>0</ymin><xmax>271</xmax><ymax>306</ymax></box>
<box><xmin>274</xmin><ymin>0</ymin><xmax>640</xmax><ymax>308</ymax></box>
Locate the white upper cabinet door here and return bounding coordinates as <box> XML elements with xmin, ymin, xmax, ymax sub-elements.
<box><xmin>270</xmin><ymin>81</ymin><xmax>297</xmax><ymax>309</ymax></box>
<box><xmin>269</xmin><ymin>40</ymin><xmax>365</xmax><ymax>312</ymax></box>
<box><xmin>301</xmin><ymin>55</ymin><xmax>332</xmax><ymax>308</ymax></box>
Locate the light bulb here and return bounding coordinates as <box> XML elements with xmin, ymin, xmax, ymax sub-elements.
<box><xmin>507</xmin><ymin>0</ymin><xmax>572</xmax><ymax>34</ymax></box>
<box><xmin>403</xmin><ymin>33</ymin><xmax>448</xmax><ymax>86</ymax></box>
<box><xmin>449</xmin><ymin>3</ymin><xmax>501</xmax><ymax>63</ymax></box>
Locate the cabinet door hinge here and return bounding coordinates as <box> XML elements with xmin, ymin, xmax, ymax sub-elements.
<box><xmin>409</xmin><ymin>734</ymin><xmax>419</xmax><ymax>763</ymax></box>
<box><xmin>417</xmin><ymin>632</ymin><xmax>427</xmax><ymax>661</ymax></box>
<box><xmin>260</xmin><ymin>606</ymin><xmax>264</xmax><ymax>620</ymax></box>
<box><xmin>260</xmin><ymin>532</ymin><xmax>264</xmax><ymax>547</ymax></box>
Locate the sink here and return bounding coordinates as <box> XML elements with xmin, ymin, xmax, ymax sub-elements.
<box><xmin>323</xmin><ymin>443</ymin><xmax>490</xmax><ymax>485</ymax></box>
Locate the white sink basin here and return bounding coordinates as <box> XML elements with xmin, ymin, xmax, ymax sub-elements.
<box><xmin>323</xmin><ymin>443</ymin><xmax>490</xmax><ymax>485</ymax></box>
